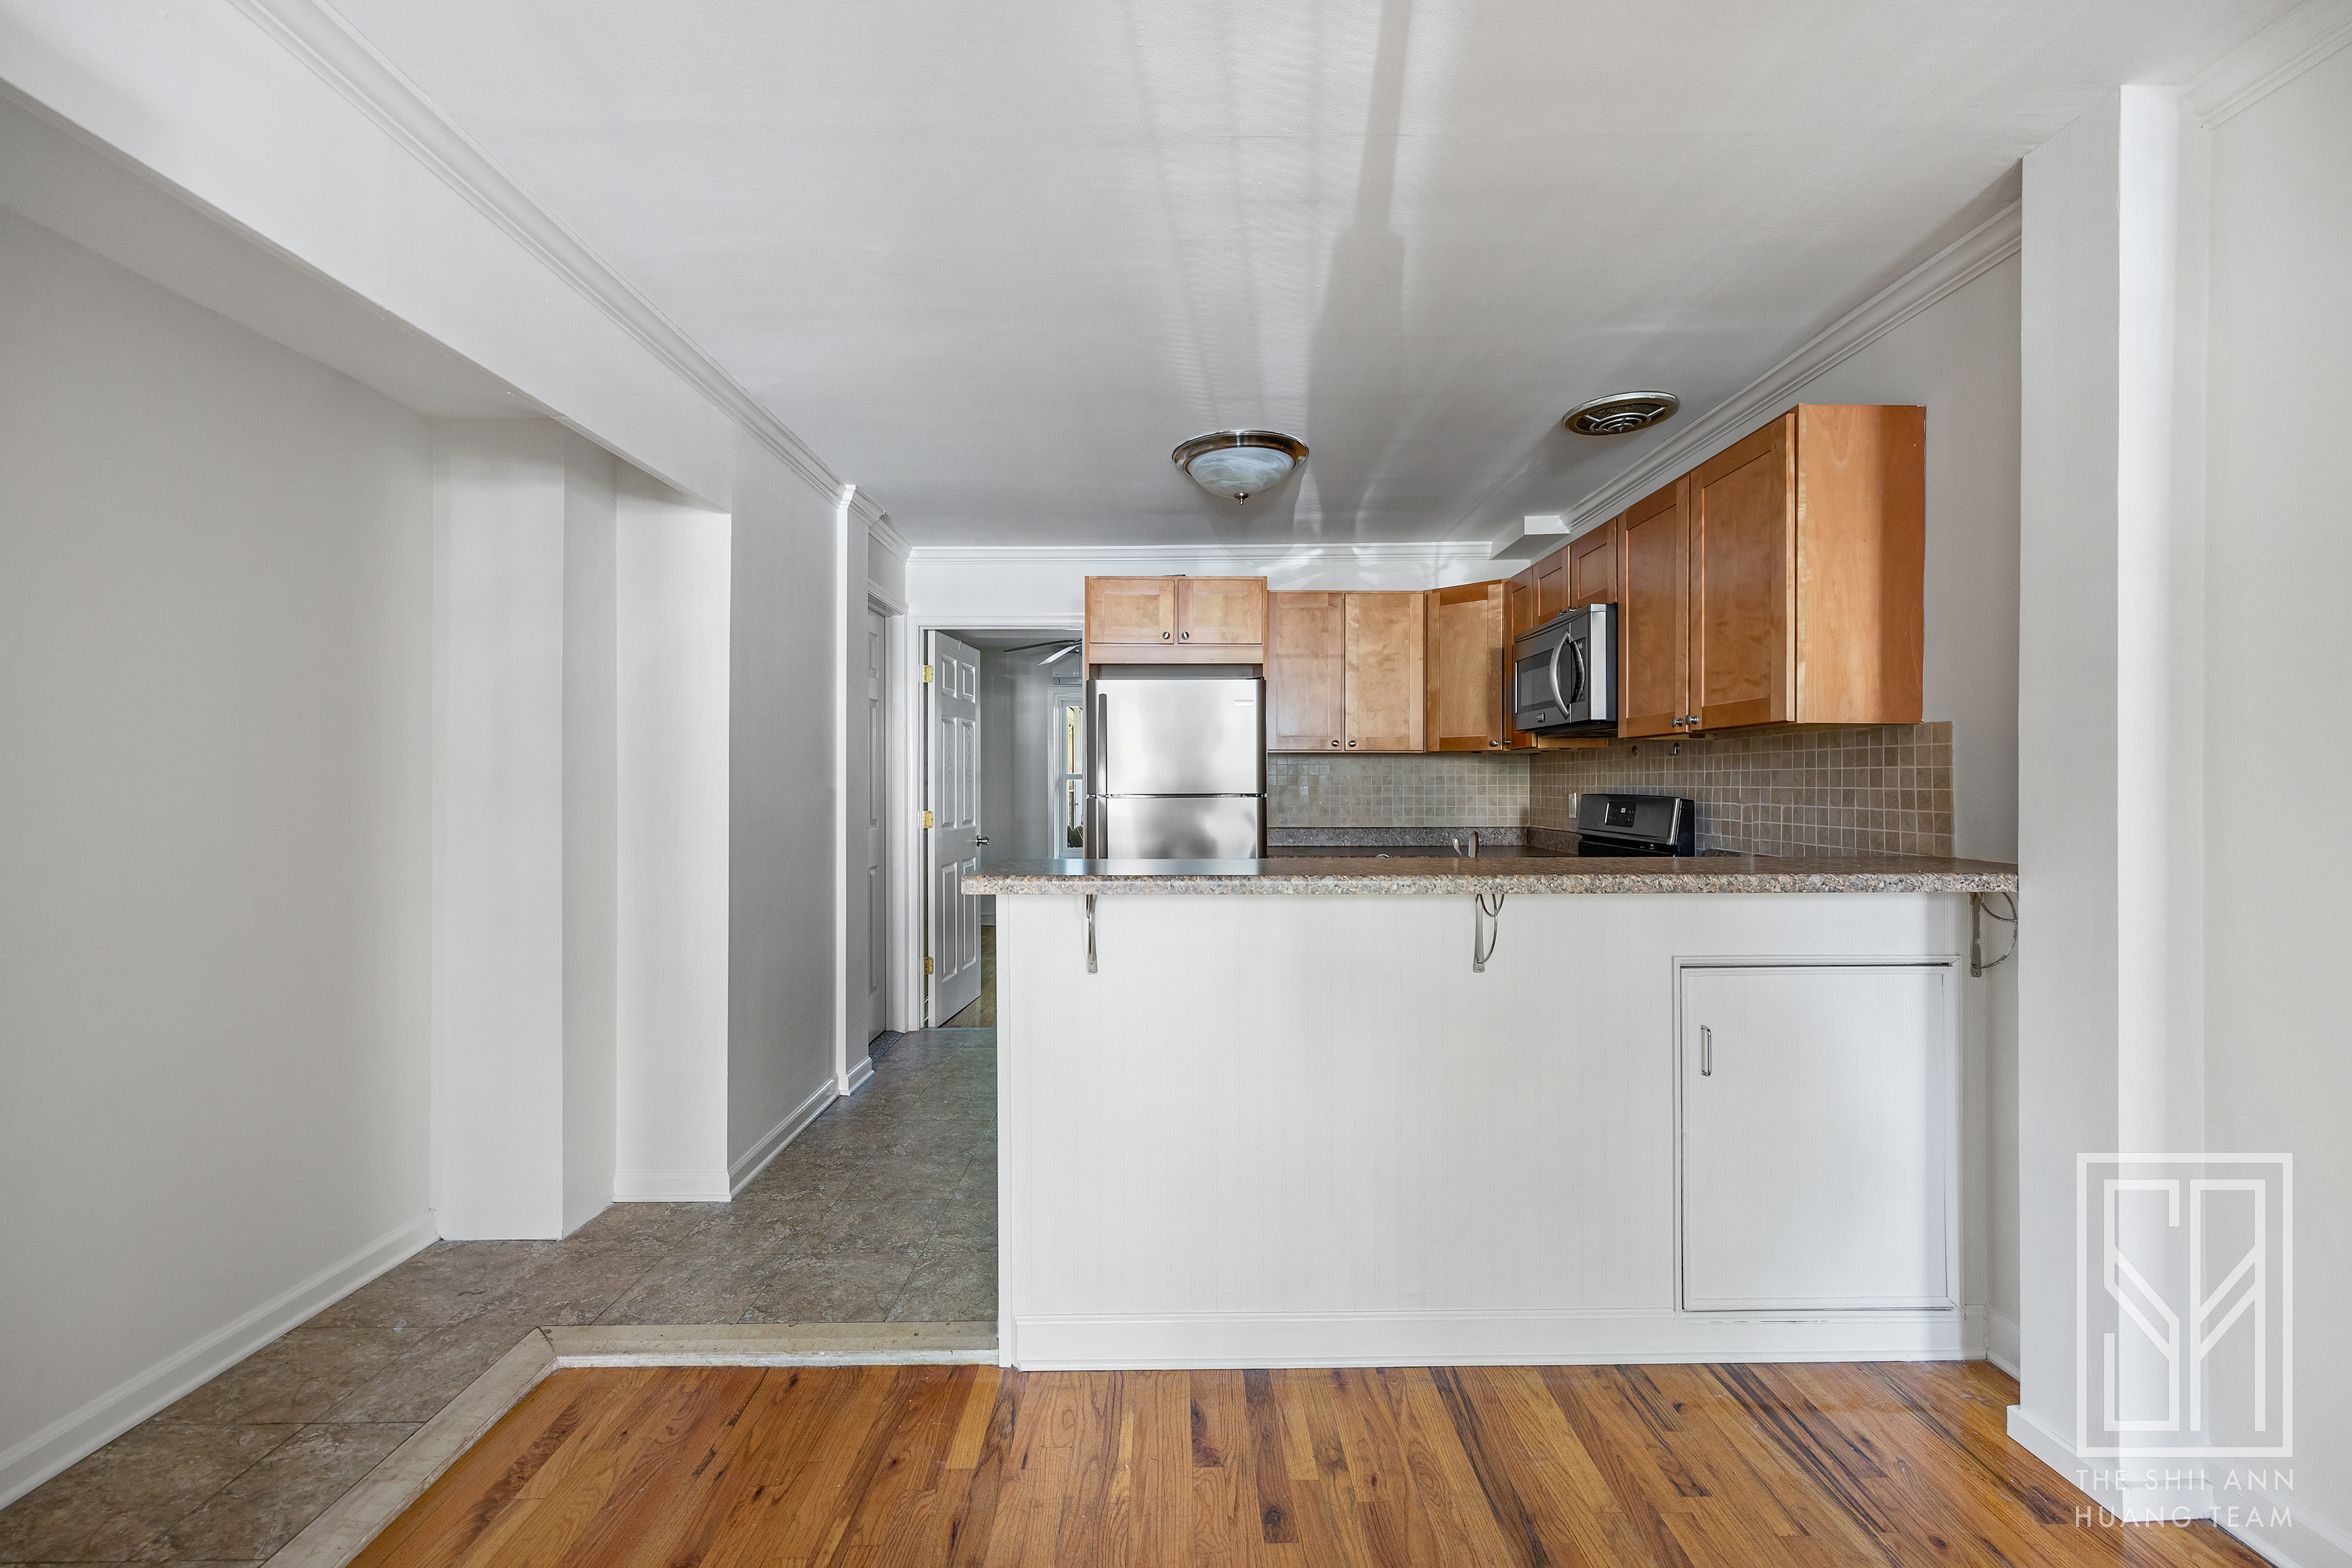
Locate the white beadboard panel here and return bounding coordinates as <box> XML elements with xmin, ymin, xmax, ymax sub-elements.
<box><xmin>998</xmin><ymin>890</ymin><xmax>1971</xmax><ymax>1367</ymax></box>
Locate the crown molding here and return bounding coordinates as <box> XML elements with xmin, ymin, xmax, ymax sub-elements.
<box><xmin>905</xmin><ymin>541</ymin><xmax>1501</xmax><ymax>566</ymax></box>
<box><xmin>868</xmin><ymin>514</ymin><xmax>912</xmax><ymax>562</ymax></box>
<box><xmin>2183</xmin><ymin>0</ymin><xmax>2352</xmax><ymax>127</ymax></box>
<box><xmin>1542</xmin><ymin>199</ymin><xmax>2021</xmax><ymax>540</ymax></box>
<box><xmin>225</xmin><ymin>0</ymin><xmax>865</xmax><ymax>509</ymax></box>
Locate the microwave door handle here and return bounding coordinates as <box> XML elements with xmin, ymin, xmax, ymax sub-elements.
<box><xmin>1565</xmin><ymin>636</ymin><xmax>1587</xmax><ymax>708</ymax></box>
<box><xmin>1548</xmin><ymin>634</ymin><xmax>1570</xmax><ymax>712</ymax></box>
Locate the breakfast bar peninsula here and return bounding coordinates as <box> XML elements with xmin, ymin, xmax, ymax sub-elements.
<box><xmin>964</xmin><ymin>851</ymin><xmax>2017</xmax><ymax>1371</ymax></box>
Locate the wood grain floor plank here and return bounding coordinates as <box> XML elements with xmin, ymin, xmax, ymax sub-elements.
<box><xmin>350</xmin><ymin>1362</ymin><xmax>2280</xmax><ymax>1568</ymax></box>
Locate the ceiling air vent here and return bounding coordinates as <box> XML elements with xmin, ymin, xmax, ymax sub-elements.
<box><xmin>1562</xmin><ymin>391</ymin><xmax>1681</xmax><ymax>436</ymax></box>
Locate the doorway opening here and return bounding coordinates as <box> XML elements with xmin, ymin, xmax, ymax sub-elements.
<box><xmin>925</xmin><ymin>626</ymin><xmax>1083</xmax><ymax>1028</ymax></box>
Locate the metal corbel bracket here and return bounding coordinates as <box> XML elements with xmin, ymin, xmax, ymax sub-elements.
<box><xmin>1471</xmin><ymin>893</ymin><xmax>1506</xmax><ymax>972</ymax></box>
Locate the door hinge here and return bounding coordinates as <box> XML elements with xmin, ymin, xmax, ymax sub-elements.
<box><xmin>922</xmin><ymin>664</ymin><xmax>932</xmax><ymax>683</ymax></box>
<box><xmin>922</xmin><ymin>809</ymin><xmax>934</xmax><ymax>829</ymax></box>
<box><xmin>925</xmin><ymin>955</ymin><xmax>934</xmax><ymax>975</ymax></box>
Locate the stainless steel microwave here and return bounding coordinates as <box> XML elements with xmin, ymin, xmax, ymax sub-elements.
<box><xmin>1511</xmin><ymin>602</ymin><xmax>1617</xmax><ymax>737</ymax></box>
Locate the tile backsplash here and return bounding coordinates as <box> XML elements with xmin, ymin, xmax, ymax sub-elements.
<box><xmin>1266</xmin><ymin>724</ymin><xmax>1953</xmax><ymax>853</ymax></box>
<box><xmin>1268</xmin><ymin>752</ymin><xmax>1530</xmax><ymax>828</ymax></box>
<box><xmin>1529</xmin><ymin>722</ymin><xmax>1953</xmax><ymax>856</ymax></box>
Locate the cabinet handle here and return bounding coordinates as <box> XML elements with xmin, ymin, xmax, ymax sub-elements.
<box><xmin>1161</xmin><ymin>631</ymin><xmax>1170</xmax><ymax>640</ymax></box>
<box><xmin>1700</xmin><ymin>1025</ymin><xmax>1712</xmax><ymax>1076</ymax></box>
<box><xmin>1329</xmin><ymin>738</ymin><xmax>1340</xmax><ymax>748</ymax></box>
<box><xmin>1181</xmin><ymin>630</ymin><xmax>1190</xmax><ymax>640</ymax></box>
<box><xmin>1347</xmin><ymin>739</ymin><xmax>1357</xmax><ymax>748</ymax></box>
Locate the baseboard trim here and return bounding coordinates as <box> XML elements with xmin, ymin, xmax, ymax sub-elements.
<box><xmin>726</xmin><ymin>1078</ymin><xmax>838</xmax><ymax>1199</ymax></box>
<box><xmin>611</xmin><ymin>1169</ymin><xmax>732</xmax><ymax>1202</ymax></box>
<box><xmin>1986</xmin><ymin>1308</ymin><xmax>2021</xmax><ymax>1376</ymax></box>
<box><xmin>2000</xmin><ymin>1397</ymin><xmax>2346</xmax><ymax>1565</ymax></box>
<box><xmin>841</xmin><ymin>1054</ymin><xmax>875</xmax><ymax>1096</ymax></box>
<box><xmin>1008</xmin><ymin>1308</ymin><xmax>1976</xmax><ymax>1370</ymax></box>
<box><xmin>0</xmin><ymin>1211</ymin><xmax>438</xmax><ymax>1509</ymax></box>
<box><xmin>2221</xmin><ymin>1488</ymin><xmax>2352</xmax><ymax>1568</ymax></box>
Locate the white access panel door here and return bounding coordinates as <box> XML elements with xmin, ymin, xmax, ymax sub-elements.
<box><xmin>1680</xmin><ymin>964</ymin><xmax>1954</xmax><ymax>1311</ymax></box>
<box><xmin>926</xmin><ymin>633</ymin><xmax>983</xmax><ymax>1024</ymax></box>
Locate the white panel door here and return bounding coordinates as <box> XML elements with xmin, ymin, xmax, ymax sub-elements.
<box><xmin>1680</xmin><ymin>964</ymin><xmax>1953</xmax><ymax>1311</ymax></box>
<box><xmin>926</xmin><ymin>633</ymin><xmax>983</xmax><ymax>1024</ymax></box>
<box><xmin>866</xmin><ymin>609</ymin><xmax>889</xmax><ymax>1040</ymax></box>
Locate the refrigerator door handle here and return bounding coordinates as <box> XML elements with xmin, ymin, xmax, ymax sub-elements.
<box><xmin>1092</xmin><ymin>690</ymin><xmax>1108</xmax><ymax>795</ymax></box>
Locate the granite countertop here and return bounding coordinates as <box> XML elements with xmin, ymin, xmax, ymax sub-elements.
<box><xmin>965</xmin><ymin>851</ymin><xmax>2017</xmax><ymax>896</ymax></box>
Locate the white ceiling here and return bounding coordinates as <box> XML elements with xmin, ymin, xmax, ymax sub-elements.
<box><xmin>327</xmin><ymin>0</ymin><xmax>2285</xmax><ymax>546</ymax></box>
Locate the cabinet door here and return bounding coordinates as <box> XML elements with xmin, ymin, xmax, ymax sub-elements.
<box><xmin>1174</xmin><ymin>577</ymin><xmax>1266</xmax><ymax>647</ymax></box>
<box><xmin>1266</xmin><ymin>592</ymin><xmax>1344</xmax><ymax>752</ymax></box>
<box><xmin>1619</xmin><ymin>478</ymin><xmax>1690</xmax><ymax>738</ymax></box>
<box><xmin>1423</xmin><ymin>581</ymin><xmax>1507</xmax><ymax>751</ymax></box>
<box><xmin>1504</xmin><ymin>569</ymin><xmax>1536</xmax><ymax>749</ymax></box>
<box><xmin>1344</xmin><ymin>592</ymin><xmax>1425</xmax><ymax>752</ymax></box>
<box><xmin>1531</xmin><ymin>546</ymin><xmax>1573</xmax><ymax>625</ymax></box>
<box><xmin>1680</xmin><ymin>965</ymin><xmax>1953</xmax><ymax>1311</ymax></box>
<box><xmin>1691</xmin><ymin>414</ymin><xmax>1794</xmax><ymax>730</ymax></box>
<box><xmin>1570</xmin><ymin>517</ymin><xmax>1621</xmax><ymax>606</ymax></box>
<box><xmin>1087</xmin><ymin>576</ymin><xmax>1176</xmax><ymax>647</ymax></box>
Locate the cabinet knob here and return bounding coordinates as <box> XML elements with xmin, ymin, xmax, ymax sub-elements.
<box><xmin>1180</xmin><ymin>631</ymin><xmax>1190</xmax><ymax>641</ymax></box>
<box><xmin>1347</xmin><ymin>739</ymin><xmax>1357</xmax><ymax>748</ymax></box>
<box><xmin>1329</xmin><ymin>739</ymin><xmax>1340</xmax><ymax>748</ymax></box>
<box><xmin>1161</xmin><ymin>631</ymin><xmax>1170</xmax><ymax>639</ymax></box>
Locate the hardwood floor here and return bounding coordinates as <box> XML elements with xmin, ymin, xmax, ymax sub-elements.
<box><xmin>352</xmin><ymin>1360</ymin><xmax>2268</xmax><ymax>1568</ymax></box>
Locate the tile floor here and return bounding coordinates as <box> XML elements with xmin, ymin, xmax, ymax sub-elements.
<box><xmin>0</xmin><ymin>1026</ymin><xmax>996</xmax><ymax>1567</ymax></box>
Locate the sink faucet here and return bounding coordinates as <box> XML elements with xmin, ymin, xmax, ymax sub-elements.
<box><xmin>1451</xmin><ymin>830</ymin><xmax>1480</xmax><ymax>858</ymax></box>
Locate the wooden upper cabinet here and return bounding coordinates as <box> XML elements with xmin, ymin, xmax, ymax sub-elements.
<box><xmin>1344</xmin><ymin>592</ymin><xmax>1426</xmax><ymax>752</ymax></box>
<box><xmin>1619</xmin><ymin>477</ymin><xmax>1693</xmax><ymax>738</ymax></box>
<box><xmin>1424</xmin><ymin>580</ymin><xmax>1509</xmax><ymax>752</ymax></box>
<box><xmin>1531</xmin><ymin>547</ymin><xmax>1573</xmax><ymax>625</ymax></box>
<box><xmin>1266</xmin><ymin>591</ymin><xmax>1425</xmax><ymax>752</ymax></box>
<box><xmin>1570</xmin><ymin>517</ymin><xmax>1621</xmax><ymax>606</ymax></box>
<box><xmin>1086</xmin><ymin>576</ymin><xmax>1175</xmax><ymax>646</ymax></box>
<box><xmin>1267</xmin><ymin>592</ymin><xmax>1345</xmax><ymax>750</ymax></box>
<box><xmin>1689</xmin><ymin>405</ymin><xmax>1922</xmax><ymax>731</ymax></box>
<box><xmin>1175</xmin><ymin>577</ymin><xmax>1267</xmax><ymax>647</ymax></box>
<box><xmin>1084</xmin><ymin>575</ymin><xmax>1268</xmax><ymax>665</ymax></box>
<box><xmin>1504</xmin><ymin>568</ymin><xmax>1537</xmax><ymax>749</ymax></box>
<box><xmin>1691</xmin><ymin>417</ymin><xmax>1793</xmax><ymax>730</ymax></box>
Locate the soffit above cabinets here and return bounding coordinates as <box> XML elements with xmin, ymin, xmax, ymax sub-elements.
<box><xmin>327</xmin><ymin>0</ymin><xmax>2291</xmax><ymax>547</ymax></box>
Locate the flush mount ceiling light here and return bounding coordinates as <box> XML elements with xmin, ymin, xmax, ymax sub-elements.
<box><xmin>1171</xmin><ymin>429</ymin><xmax>1309</xmax><ymax>501</ymax></box>
<box><xmin>1562</xmin><ymin>391</ymin><xmax>1681</xmax><ymax>436</ymax></box>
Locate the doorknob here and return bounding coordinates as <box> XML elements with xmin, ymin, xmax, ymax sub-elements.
<box><xmin>974</xmin><ymin>836</ymin><xmax>989</xmax><ymax>845</ymax></box>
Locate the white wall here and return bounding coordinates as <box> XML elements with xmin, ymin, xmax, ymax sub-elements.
<box><xmin>1739</xmin><ymin>257</ymin><xmax>2025</xmax><ymax>1356</ymax></box>
<box><xmin>906</xmin><ymin>544</ymin><xmax>1507</xmax><ymax>624</ymax></box>
<box><xmin>612</xmin><ymin>472</ymin><xmax>734</xmax><ymax>1200</ymax></box>
<box><xmin>725</xmin><ymin>464</ymin><xmax>845</xmax><ymax>1183</ymax></box>
<box><xmin>2013</xmin><ymin>51</ymin><xmax>2352</xmax><ymax>1560</ymax></box>
<box><xmin>0</xmin><ymin>209</ymin><xmax>435</xmax><ymax>1495</ymax></box>
<box><xmin>2200</xmin><ymin>42</ymin><xmax>2352</xmax><ymax>1565</ymax></box>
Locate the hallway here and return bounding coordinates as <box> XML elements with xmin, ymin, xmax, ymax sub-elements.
<box><xmin>0</xmin><ymin>1029</ymin><xmax>997</xmax><ymax>1565</ymax></box>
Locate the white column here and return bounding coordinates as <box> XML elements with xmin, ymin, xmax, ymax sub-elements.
<box><xmin>2013</xmin><ymin>85</ymin><xmax>2209</xmax><ymax>1492</ymax></box>
<box><xmin>431</xmin><ymin>420</ymin><xmax>622</xmax><ymax>1238</ymax></box>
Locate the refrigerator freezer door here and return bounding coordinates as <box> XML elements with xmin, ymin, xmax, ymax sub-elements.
<box><xmin>1093</xmin><ymin>679</ymin><xmax>1264</xmax><ymax>796</ymax></box>
<box><xmin>1096</xmin><ymin>795</ymin><xmax>1264</xmax><ymax>860</ymax></box>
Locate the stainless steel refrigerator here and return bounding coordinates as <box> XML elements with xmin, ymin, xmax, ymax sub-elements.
<box><xmin>1083</xmin><ymin>674</ymin><xmax>1266</xmax><ymax>859</ymax></box>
